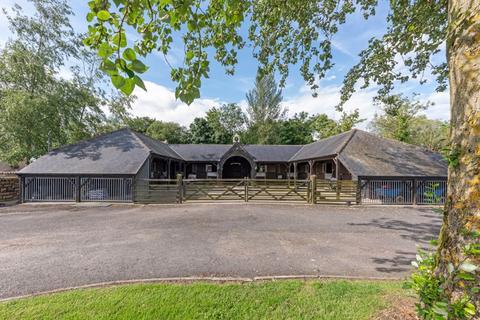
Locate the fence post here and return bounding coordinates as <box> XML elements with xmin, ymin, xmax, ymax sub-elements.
<box><xmin>311</xmin><ymin>175</ymin><xmax>317</xmax><ymax>204</ymax></box>
<box><xmin>75</xmin><ymin>176</ymin><xmax>81</xmax><ymax>202</ymax></box>
<box><xmin>244</xmin><ymin>177</ymin><xmax>249</xmax><ymax>202</ymax></box>
<box><xmin>19</xmin><ymin>176</ymin><xmax>24</xmax><ymax>203</ymax></box>
<box><xmin>356</xmin><ymin>180</ymin><xmax>362</xmax><ymax>205</ymax></box>
<box><xmin>176</xmin><ymin>174</ymin><xmax>183</xmax><ymax>203</ymax></box>
<box><xmin>336</xmin><ymin>179</ymin><xmax>340</xmax><ymax>200</ymax></box>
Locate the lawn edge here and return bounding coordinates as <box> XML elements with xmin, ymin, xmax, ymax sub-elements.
<box><xmin>0</xmin><ymin>274</ymin><xmax>404</xmax><ymax>303</ymax></box>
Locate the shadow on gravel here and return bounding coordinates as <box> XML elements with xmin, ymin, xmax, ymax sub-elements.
<box><xmin>348</xmin><ymin>210</ymin><xmax>442</xmax><ymax>274</ymax></box>
<box><xmin>372</xmin><ymin>250</ymin><xmax>416</xmax><ymax>274</ymax></box>
<box><xmin>347</xmin><ymin>216</ymin><xmax>441</xmax><ymax>245</ymax></box>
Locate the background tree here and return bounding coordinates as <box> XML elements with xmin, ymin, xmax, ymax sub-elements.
<box><xmin>277</xmin><ymin>112</ymin><xmax>314</xmax><ymax>145</ymax></box>
<box><xmin>245</xmin><ymin>72</ymin><xmax>286</xmax><ymax>144</ymax></box>
<box><xmin>369</xmin><ymin>94</ymin><xmax>430</xmax><ymax>143</ymax></box>
<box><xmin>369</xmin><ymin>94</ymin><xmax>449</xmax><ymax>152</ymax></box>
<box><xmin>145</xmin><ymin>121</ymin><xmax>188</xmax><ymax>144</ymax></box>
<box><xmin>87</xmin><ymin>0</ymin><xmax>480</xmax><ymax>316</ymax></box>
<box><xmin>188</xmin><ymin>117</ymin><xmax>215</xmax><ymax>144</ymax></box>
<box><xmin>312</xmin><ymin>110</ymin><xmax>364</xmax><ymax>140</ymax></box>
<box><xmin>0</xmin><ymin>0</ymin><xmax>102</xmax><ymax>164</ymax></box>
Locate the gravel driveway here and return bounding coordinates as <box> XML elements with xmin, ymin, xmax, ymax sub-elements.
<box><xmin>0</xmin><ymin>203</ymin><xmax>441</xmax><ymax>299</ymax></box>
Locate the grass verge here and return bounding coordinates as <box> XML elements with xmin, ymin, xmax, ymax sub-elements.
<box><xmin>0</xmin><ymin>280</ymin><xmax>407</xmax><ymax>320</ymax></box>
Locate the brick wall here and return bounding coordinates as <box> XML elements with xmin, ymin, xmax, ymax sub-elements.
<box><xmin>0</xmin><ymin>176</ymin><xmax>20</xmax><ymax>203</ymax></box>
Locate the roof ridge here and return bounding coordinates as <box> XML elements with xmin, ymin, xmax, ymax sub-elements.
<box><xmin>335</xmin><ymin>129</ymin><xmax>357</xmax><ymax>156</ymax></box>
<box><xmin>131</xmin><ymin>130</ymin><xmax>185</xmax><ymax>160</ymax></box>
<box><xmin>128</xmin><ymin>129</ymin><xmax>154</xmax><ymax>154</ymax></box>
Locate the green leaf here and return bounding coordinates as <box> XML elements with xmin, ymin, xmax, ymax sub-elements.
<box><xmin>464</xmin><ymin>303</ymin><xmax>476</xmax><ymax>316</ymax></box>
<box><xmin>101</xmin><ymin>59</ymin><xmax>117</xmax><ymax>73</ymax></box>
<box><xmin>86</xmin><ymin>12</ymin><xmax>95</xmax><ymax>22</ymax></box>
<box><xmin>120</xmin><ymin>78</ymin><xmax>135</xmax><ymax>95</ymax></box>
<box><xmin>129</xmin><ymin>60</ymin><xmax>148</xmax><ymax>73</ymax></box>
<box><xmin>98</xmin><ymin>43</ymin><xmax>114</xmax><ymax>59</ymax></box>
<box><xmin>97</xmin><ymin>10</ymin><xmax>111</xmax><ymax>21</ymax></box>
<box><xmin>458</xmin><ymin>272</ymin><xmax>475</xmax><ymax>281</ymax></box>
<box><xmin>111</xmin><ymin>74</ymin><xmax>126</xmax><ymax>89</ymax></box>
<box><xmin>113</xmin><ymin>33</ymin><xmax>127</xmax><ymax>48</ymax></box>
<box><xmin>133</xmin><ymin>75</ymin><xmax>146</xmax><ymax>90</ymax></box>
<box><xmin>123</xmin><ymin>48</ymin><xmax>136</xmax><ymax>61</ymax></box>
<box><xmin>460</xmin><ymin>262</ymin><xmax>478</xmax><ymax>273</ymax></box>
<box><xmin>185</xmin><ymin>50</ymin><xmax>194</xmax><ymax>61</ymax></box>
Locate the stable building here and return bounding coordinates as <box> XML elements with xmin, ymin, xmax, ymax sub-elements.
<box><xmin>17</xmin><ymin>128</ymin><xmax>447</xmax><ymax>204</ymax></box>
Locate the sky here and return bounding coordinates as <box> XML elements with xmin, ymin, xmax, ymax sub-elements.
<box><xmin>0</xmin><ymin>1</ymin><xmax>450</xmax><ymax>129</ymax></box>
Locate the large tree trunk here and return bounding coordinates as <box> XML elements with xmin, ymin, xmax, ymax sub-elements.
<box><xmin>439</xmin><ymin>0</ymin><xmax>480</xmax><ymax>311</ymax></box>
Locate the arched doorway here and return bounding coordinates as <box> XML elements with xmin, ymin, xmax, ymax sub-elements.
<box><xmin>222</xmin><ymin>156</ymin><xmax>252</xmax><ymax>179</ymax></box>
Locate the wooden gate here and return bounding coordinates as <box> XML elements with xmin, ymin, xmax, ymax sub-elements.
<box><xmin>182</xmin><ymin>179</ymin><xmax>247</xmax><ymax>201</ymax></box>
<box><xmin>246</xmin><ymin>179</ymin><xmax>310</xmax><ymax>202</ymax></box>
<box><xmin>134</xmin><ymin>176</ymin><xmax>358</xmax><ymax>205</ymax></box>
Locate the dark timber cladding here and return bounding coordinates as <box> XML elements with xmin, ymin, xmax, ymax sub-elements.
<box><xmin>17</xmin><ymin>128</ymin><xmax>448</xmax><ymax>203</ymax></box>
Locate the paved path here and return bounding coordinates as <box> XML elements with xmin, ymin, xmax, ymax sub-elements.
<box><xmin>0</xmin><ymin>203</ymin><xmax>441</xmax><ymax>299</ymax></box>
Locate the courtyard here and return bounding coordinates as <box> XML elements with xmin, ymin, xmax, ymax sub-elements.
<box><xmin>0</xmin><ymin>203</ymin><xmax>441</xmax><ymax>299</ymax></box>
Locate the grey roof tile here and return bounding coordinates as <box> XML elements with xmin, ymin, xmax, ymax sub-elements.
<box><xmin>169</xmin><ymin>144</ymin><xmax>232</xmax><ymax>161</ymax></box>
<box><xmin>337</xmin><ymin>130</ymin><xmax>447</xmax><ymax>177</ymax></box>
<box><xmin>289</xmin><ymin>131</ymin><xmax>352</xmax><ymax>161</ymax></box>
<box><xmin>245</xmin><ymin>145</ymin><xmax>303</xmax><ymax>162</ymax></box>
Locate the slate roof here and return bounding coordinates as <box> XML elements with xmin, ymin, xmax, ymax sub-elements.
<box><xmin>19</xmin><ymin>128</ymin><xmax>175</xmax><ymax>175</ymax></box>
<box><xmin>19</xmin><ymin>128</ymin><xmax>447</xmax><ymax>178</ymax></box>
<box><xmin>245</xmin><ymin>145</ymin><xmax>303</xmax><ymax>162</ymax></box>
<box><xmin>337</xmin><ymin>130</ymin><xmax>447</xmax><ymax>177</ymax></box>
<box><xmin>169</xmin><ymin>144</ymin><xmax>232</xmax><ymax>161</ymax></box>
<box><xmin>289</xmin><ymin>131</ymin><xmax>353</xmax><ymax>161</ymax></box>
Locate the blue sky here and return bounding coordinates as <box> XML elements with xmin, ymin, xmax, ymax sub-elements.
<box><xmin>0</xmin><ymin>1</ymin><xmax>450</xmax><ymax>127</ymax></box>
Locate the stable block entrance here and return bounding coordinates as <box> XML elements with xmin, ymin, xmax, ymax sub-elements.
<box><xmin>221</xmin><ymin>156</ymin><xmax>252</xmax><ymax>179</ymax></box>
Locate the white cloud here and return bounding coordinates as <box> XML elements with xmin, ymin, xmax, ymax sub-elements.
<box><xmin>331</xmin><ymin>40</ymin><xmax>356</xmax><ymax>58</ymax></box>
<box><xmin>421</xmin><ymin>91</ymin><xmax>450</xmax><ymax>121</ymax></box>
<box><xmin>283</xmin><ymin>85</ymin><xmax>379</xmax><ymax>129</ymax></box>
<box><xmin>130</xmin><ymin>81</ymin><xmax>225</xmax><ymax>126</ymax></box>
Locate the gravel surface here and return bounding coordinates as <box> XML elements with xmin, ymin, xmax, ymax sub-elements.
<box><xmin>0</xmin><ymin>203</ymin><xmax>441</xmax><ymax>299</ymax></box>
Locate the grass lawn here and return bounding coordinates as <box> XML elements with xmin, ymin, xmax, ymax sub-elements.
<box><xmin>0</xmin><ymin>280</ymin><xmax>409</xmax><ymax>320</ymax></box>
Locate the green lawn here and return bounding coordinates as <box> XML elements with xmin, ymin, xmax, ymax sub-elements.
<box><xmin>0</xmin><ymin>280</ymin><xmax>407</xmax><ymax>320</ymax></box>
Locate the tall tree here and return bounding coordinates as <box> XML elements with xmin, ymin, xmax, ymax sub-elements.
<box><xmin>87</xmin><ymin>1</ymin><xmax>480</xmax><ymax>316</ymax></box>
<box><xmin>245</xmin><ymin>72</ymin><xmax>286</xmax><ymax>144</ymax></box>
<box><xmin>0</xmin><ymin>0</ymin><xmax>105</xmax><ymax>165</ymax></box>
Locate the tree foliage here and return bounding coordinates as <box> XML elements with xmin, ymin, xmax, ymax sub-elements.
<box><xmin>0</xmin><ymin>0</ymin><xmax>129</xmax><ymax>165</ymax></box>
<box><xmin>369</xmin><ymin>94</ymin><xmax>449</xmax><ymax>152</ymax></box>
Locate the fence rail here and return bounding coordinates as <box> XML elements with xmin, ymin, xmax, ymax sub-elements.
<box><xmin>359</xmin><ymin>178</ymin><xmax>447</xmax><ymax>205</ymax></box>
<box><xmin>135</xmin><ymin>179</ymin><xmax>179</xmax><ymax>204</ymax></box>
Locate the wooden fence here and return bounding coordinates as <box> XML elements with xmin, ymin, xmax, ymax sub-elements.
<box><xmin>134</xmin><ymin>175</ymin><xmax>356</xmax><ymax>205</ymax></box>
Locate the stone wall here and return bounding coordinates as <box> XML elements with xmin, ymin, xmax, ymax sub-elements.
<box><xmin>0</xmin><ymin>176</ymin><xmax>20</xmax><ymax>203</ymax></box>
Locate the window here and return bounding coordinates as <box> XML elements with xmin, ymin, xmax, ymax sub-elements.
<box><xmin>325</xmin><ymin>162</ymin><xmax>333</xmax><ymax>174</ymax></box>
<box><xmin>206</xmin><ymin>164</ymin><xmax>213</xmax><ymax>172</ymax></box>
